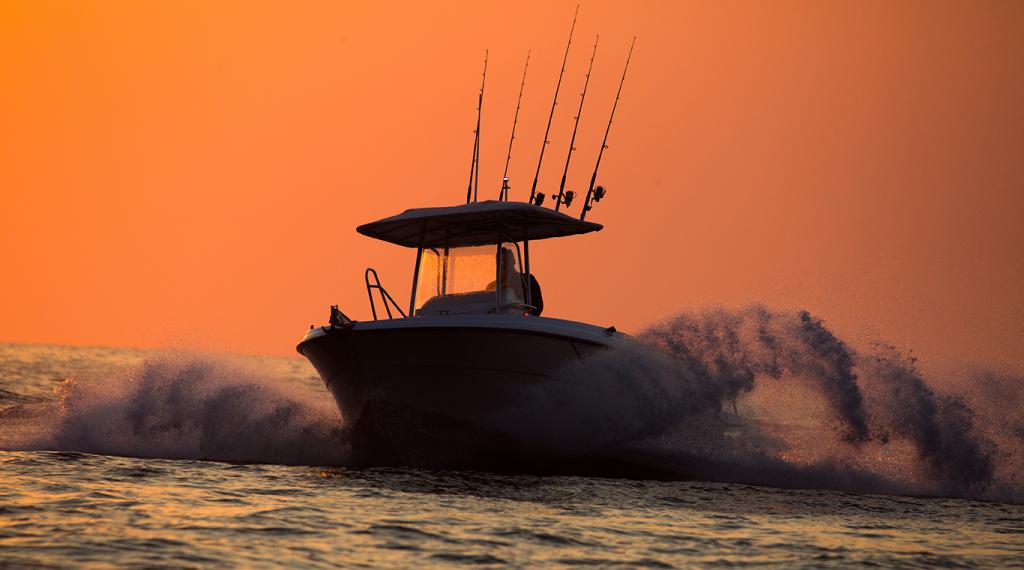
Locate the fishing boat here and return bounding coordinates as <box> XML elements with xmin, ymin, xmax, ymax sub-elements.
<box><xmin>298</xmin><ymin>8</ymin><xmax>638</xmax><ymax>469</ymax></box>
<box><xmin>297</xmin><ymin>200</ymin><xmax>629</xmax><ymax>468</ymax></box>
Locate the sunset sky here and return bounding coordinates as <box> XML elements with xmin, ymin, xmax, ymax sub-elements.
<box><xmin>1</xmin><ymin>1</ymin><xmax>1021</xmax><ymax>372</ymax></box>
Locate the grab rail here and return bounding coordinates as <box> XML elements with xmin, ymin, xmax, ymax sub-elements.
<box><xmin>365</xmin><ymin>267</ymin><xmax>407</xmax><ymax>320</ymax></box>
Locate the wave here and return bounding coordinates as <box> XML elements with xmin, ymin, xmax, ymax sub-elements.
<box><xmin>2</xmin><ymin>305</ymin><xmax>1020</xmax><ymax>503</ymax></box>
<box><xmin>1</xmin><ymin>356</ymin><xmax>348</xmax><ymax>466</ymax></box>
<box><xmin>490</xmin><ymin>305</ymin><xmax>1021</xmax><ymax>503</ymax></box>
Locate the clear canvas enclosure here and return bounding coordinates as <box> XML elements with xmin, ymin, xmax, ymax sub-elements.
<box><xmin>413</xmin><ymin>244</ymin><xmax>526</xmax><ymax>315</ymax></box>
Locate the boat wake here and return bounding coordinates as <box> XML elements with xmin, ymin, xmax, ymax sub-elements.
<box><xmin>491</xmin><ymin>305</ymin><xmax>1023</xmax><ymax>504</ymax></box>
<box><xmin>1</xmin><ymin>356</ymin><xmax>348</xmax><ymax>466</ymax></box>
<box><xmin>2</xmin><ymin>305</ymin><xmax>1020</xmax><ymax>503</ymax></box>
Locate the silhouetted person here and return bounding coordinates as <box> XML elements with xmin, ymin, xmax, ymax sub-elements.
<box><xmin>487</xmin><ymin>249</ymin><xmax>525</xmax><ymax>303</ymax></box>
<box><xmin>529</xmin><ymin>274</ymin><xmax>544</xmax><ymax>316</ymax></box>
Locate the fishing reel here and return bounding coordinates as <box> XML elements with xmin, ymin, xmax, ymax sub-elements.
<box><xmin>579</xmin><ymin>185</ymin><xmax>607</xmax><ymax>220</ymax></box>
<box><xmin>532</xmin><ymin>192</ymin><xmax>546</xmax><ymax>207</ymax></box>
<box><xmin>556</xmin><ymin>190</ymin><xmax>576</xmax><ymax>209</ymax></box>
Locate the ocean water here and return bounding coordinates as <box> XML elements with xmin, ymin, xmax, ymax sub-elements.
<box><xmin>1</xmin><ymin>335</ymin><xmax>1023</xmax><ymax>568</ymax></box>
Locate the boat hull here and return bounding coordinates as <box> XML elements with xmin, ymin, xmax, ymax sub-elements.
<box><xmin>297</xmin><ymin>315</ymin><xmax>621</xmax><ymax>469</ymax></box>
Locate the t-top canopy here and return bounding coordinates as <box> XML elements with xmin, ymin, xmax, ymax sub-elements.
<box><xmin>356</xmin><ymin>201</ymin><xmax>603</xmax><ymax>248</ymax></box>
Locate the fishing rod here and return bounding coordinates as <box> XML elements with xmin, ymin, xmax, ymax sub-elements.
<box><xmin>500</xmin><ymin>51</ymin><xmax>531</xmax><ymax>201</ymax></box>
<box><xmin>581</xmin><ymin>36</ymin><xmax>635</xmax><ymax>221</ymax></box>
<box><xmin>465</xmin><ymin>50</ymin><xmax>488</xmax><ymax>204</ymax></box>
<box><xmin>554</xmin><ymin>35</ymin><xmax>599</xmax><ymax>212</ymax></box>
<box><xmin>529</xmin><ymin>4</ymin><xmax>579</xmax><ymax>207</ymax></box>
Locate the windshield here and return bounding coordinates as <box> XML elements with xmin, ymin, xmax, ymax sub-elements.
<box><xmin>414</xmin><ymin>244</ymin><xmax>525</xmax><ymax>314</ymax></box>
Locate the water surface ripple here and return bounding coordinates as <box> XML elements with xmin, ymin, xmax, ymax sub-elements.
<box><xmin>1</xmin><ymin>343</ymin><xmax>1022</xmax><ymax>567</ymax></box>
<box><xmin>3</xmin><ymin>452</ymin><xmax>1023</xmax><ymax>568</ymax></box>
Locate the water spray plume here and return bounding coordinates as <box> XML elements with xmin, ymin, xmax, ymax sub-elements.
<box><xmin>3</xmin><ymin>306</ymin><xmax>1020</xmax><ymax>504</ymax></box>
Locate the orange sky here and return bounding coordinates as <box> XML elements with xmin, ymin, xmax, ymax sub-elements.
<box><xmin>1</xmin><ymin>1</ymin><xmax>1021</xmax><ymax>372</ymax></box>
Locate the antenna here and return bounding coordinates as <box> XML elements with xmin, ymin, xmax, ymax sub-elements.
<box><xmin>466</xmin><ymin>50</ymin><xmax>488</xmax><ymax>204</ymax></box>
<box><xmin>581</xmin><ymin>36</ymin><xmax>635</xmax><ymax>221</ymax></box>
<box><xmin>529</xmin><ymin>4</ymin><xmax>579</xmax><ymax>207</ymax></box>
<box><xmin>500</xmin><ymin>51</ymin><xmax>531</xmax><ymax>201</ymax></box>
<box><xmin>555</xmin><ymin>35</ymin><xmax>599</xmax><ymax>212</ymax></box>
